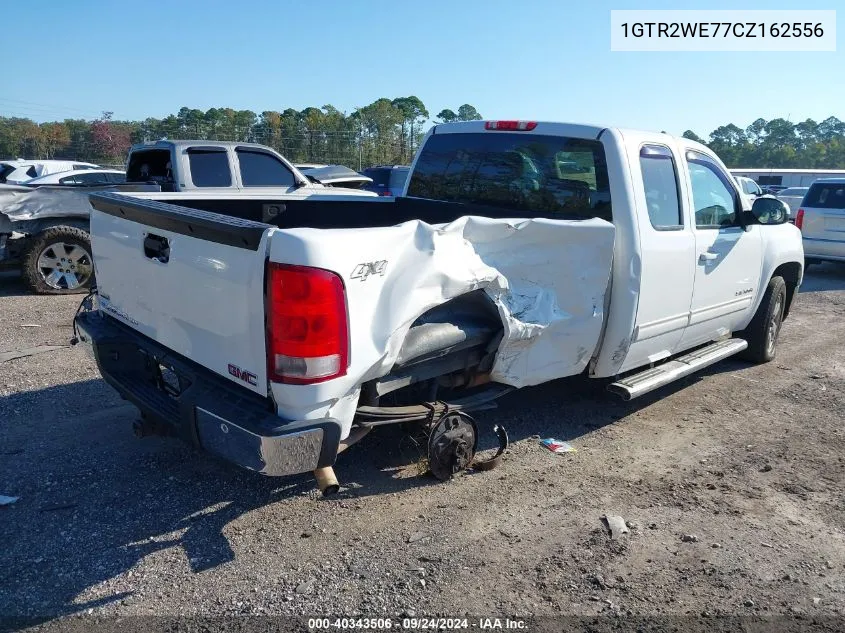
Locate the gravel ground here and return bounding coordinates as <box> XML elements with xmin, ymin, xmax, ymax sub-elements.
<box><xmin>1</xmin><ymin>266</ymin><xmax>845</xmax><ymax>631</ymax></box>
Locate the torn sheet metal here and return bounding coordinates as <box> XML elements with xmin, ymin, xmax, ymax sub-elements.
<box><xmin>0</xmin><ymin>183</ymin><xmax>158</xmax><ymax>223</ymax></box>
<box><xmin>269</xmin><ymin>215</ymin><xmax>615</xmax><ymax>394</ymax></box>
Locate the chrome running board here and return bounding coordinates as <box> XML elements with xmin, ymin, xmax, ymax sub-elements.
<box><xmin>607</xmin><ymin>338</ymin><xmax>748</xmax><ymax>401</ymax></box>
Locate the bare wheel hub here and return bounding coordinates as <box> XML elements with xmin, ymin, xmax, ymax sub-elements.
<box><xmin>37</xmin><ymin>242</ymin><xmax>92</xmax><ymax>290</ymax></box>
<box><xmin>427</xmin><ymin>411</ymin><xmax>478</xmax><ymax>481</ymax></box>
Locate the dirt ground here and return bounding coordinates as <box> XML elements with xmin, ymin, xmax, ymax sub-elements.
<box><xmin>1</xmin><ymin>266</ymin><xmax>845</xmax><ymax>631</ymax></box>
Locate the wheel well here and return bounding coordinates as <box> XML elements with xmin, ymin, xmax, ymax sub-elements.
<box><xmin>5</xmin><ymin>219</ymin><xmax>91</xmax><ymax>262</ymax></box>
<box><xmin>773</xmin><ymin>262</ymin><xmax>801</xmax><ymax>320</ymax></box>
<box><xmin>360</xmin><ymin>290</ymin><xmax>504</xmax><ymax>405</ymax></box>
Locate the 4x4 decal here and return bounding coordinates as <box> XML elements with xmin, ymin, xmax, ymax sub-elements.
<box><xmin>351</xmin><ymin>260</ymin><xmax>388</xmax><ymax>281</ymax></box>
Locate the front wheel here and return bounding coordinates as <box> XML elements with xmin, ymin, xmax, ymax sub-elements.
<box><xmin>21</xmin><ymin>225</ymin><xmax>94</xmax><ymax>294</ymax></box>
<box><xmin>738</xmin><ymin>275</ymin><xmax>786</xmax><ymax>364</ymax></box>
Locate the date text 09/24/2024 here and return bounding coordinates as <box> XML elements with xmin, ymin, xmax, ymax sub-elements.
<box><xmin>307</xmin><ymin>617</ymin><xmax>527</xmax><ymax>630</ymax></box>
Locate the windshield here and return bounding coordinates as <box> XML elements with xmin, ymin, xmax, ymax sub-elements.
<box><xmin>407</xmin><ymin>132</ymin><xmax>611</xmax><ymax>221</ymax></box>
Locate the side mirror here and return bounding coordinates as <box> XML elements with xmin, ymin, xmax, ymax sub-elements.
<box><xmin>750</xmin><ymin>196</ymin><xmax>790</xmax><ymax>225</ymax></box>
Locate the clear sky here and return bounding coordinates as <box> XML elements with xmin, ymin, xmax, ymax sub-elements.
<box><xmin>1</xmin><ymin>0</ymin><xmax>841</xmax><ymax>137</ymax></box>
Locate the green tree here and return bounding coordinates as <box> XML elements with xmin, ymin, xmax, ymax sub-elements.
<box><xmin>456</xmin><ymin>104</ymin><xmax>482</xmax><ymax>121</ymax></box>
<box><xmin>682</xmin><ymin>130</ymin><xmax>705</xmax><ymax>143</ymax></box>
<box><xmin>392</xmin><ymin>96</ymin><xmax>429</xmax><ymax>161</ymax></box>
<box><xmin>39</xmin><ymin>122</ymin><xmax>70</xmax><ymax>158</ymax></box>
<box><xmin>436</xmin><ymin>109</ymin><xmax>458</xmax><ymax>124</ymax></box>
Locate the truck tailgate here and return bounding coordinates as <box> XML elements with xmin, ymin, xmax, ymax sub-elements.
<box><xmin>88</xmin><ymin>193</ymin><xmax>273</xmax><ymax>395</ymax></box>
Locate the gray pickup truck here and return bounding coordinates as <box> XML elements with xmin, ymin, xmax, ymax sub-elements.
<box><xmin>0</xmin><ymin>140</ymin><xmax>374</xmax><ymax>294</ymax></box>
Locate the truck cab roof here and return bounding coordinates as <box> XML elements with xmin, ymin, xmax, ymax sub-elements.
<box><xmin>131</xmin><ymin>139</ymin><xmax>279</xmax><ymax>152</ymax></box>
<box><xmin>427</xmin><ymin>120</ymin><xmax>712</xmax><ymax>154</ymax></box>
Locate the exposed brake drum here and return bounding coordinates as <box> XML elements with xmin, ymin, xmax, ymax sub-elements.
<box><xmin>426</xmin><ymin>411</ymin><xmax>509</xmax><ymax>481</ymax></box>
<box><xmin>427</xmin><ymin>411</ymin><xmax>478</xmax><ymax>481</ymax></box>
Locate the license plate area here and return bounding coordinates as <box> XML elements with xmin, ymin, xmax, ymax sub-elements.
<box><xmin>158</xmin><ymin>363</ymin><xmax>182</xmax><ymax>397</ymax></box>
<box><xmin>138</xmin><ymin>349</ymin><xmax>191</xmax><ymax>398</ymax></box>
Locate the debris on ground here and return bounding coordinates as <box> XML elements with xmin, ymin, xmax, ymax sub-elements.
<box><xmin>0</xmin><ymin>345</ymin><xmax>68</xmax><ymax>363</ymax></box>
<box><xmin>20</xmin><ymin>324</ymin><xmax>41</xmax><ymax>328</ymax></box>
<box><xmin>681</xmin><ymin>534</ymin><xmax>699</xmax><ymax>543</ymax></box>
<box><xmin>540</xmin><ymin>438</ymin><xmax>576</xmax><ymax>453</ymax></box>
<box><xmin>408</xmin><ymin>531</ymin><xmax>427</xmax><ymax>543</ymax></box>
<box><xmin>40</xmin><ymin>502</ymin><xmax>77</xmax><ymax>512</ymax></box>
<box><xmin>0</xmin><ymin>495</ymin><xmax>19</xmax><ymax>506</ymax></box>
<box><xmin>603</xmin><ymin>515</ymin><xmax>629</xmax><ymax>539</ymax></box>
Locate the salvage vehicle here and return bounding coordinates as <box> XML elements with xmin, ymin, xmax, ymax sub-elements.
<box><xmin>301</xmin><ymin>165</ymin><xmax>373</xmax><ymax>189</ymax></box>
<box><xmin>74</xmin><ymin>120</ymin><xmax>802</xmax><ymax>494</ymax></box>
<box><xmin>0</xmin><ymin>159</ymin><xmax>100</xmax><ymax>184</ymax></box>
<box><xmin>23</xmin><ymin>169</ymin><xmax>126</xmax><ymax>186</ymax></box>
<box><xmin>0</xmin><ymin>140</ymin><xmax>375</xmax><ymax>294</ymax></box>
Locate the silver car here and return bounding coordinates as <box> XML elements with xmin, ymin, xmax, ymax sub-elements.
<box><xmin>797</xmin><ymin>178</ymin><xmax>845</xmax><ymax>266</ymax></box>
<box><xmin>775</xmin><ymin>186</ymin><xmax>809</xmax><ymax>217</ymax></box>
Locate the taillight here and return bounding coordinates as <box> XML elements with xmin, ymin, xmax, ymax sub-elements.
<box><xmin>795</xmin><ymin>209</ymin><xmax>804</xmax><ymax>230</ymax></box>
<box><xmin>380</xmin><ymin>190</ymin><xmax>393</xmax><ymax>196</ymax></box>
<box><xmin>484</xmin><ymin>120</ymin><xmax>537</xmax><ymax>131</ymax></box>
<box><xmin>266</xmin><ymin>263</ymin><xmax>348</xmax><ymax>384</ymax></box>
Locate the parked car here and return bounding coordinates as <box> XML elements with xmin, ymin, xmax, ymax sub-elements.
<box><xmin>361</xmin><ymin>165</ymin><xmax>410</xmax><ymax>196</ymax></box>
<box><xmin>0</xmin><ymin>160</ymin><xmax>100</xmax><ymax>184</ymax></box>
<box><xmin>734</xmin><ymin>175</ymin><xmax>763</xmax><ymax>206</ymax></box>
<box><xmin>301</xmin><ymin>165</ymin><xmax>373</xmax><ymax>189</ymax></box>
<box><xmin>775</xmin><ymin>187</ymin><xmax>809</xmax><ymax>217</ymax></box>
<box><xmin>762</xmin><ymin>184</ymin><xmax>789</xmax><ymax>195</ymax></box>
<box><xmin>75</xmin><ymin>120</ymin><xmax>802</xmax><ymax>494</ymax></box>
<box><xmin>23</xmin><ymin>169</ymin><xmax>126</xmax><ymax>186</ymax></box>
<box><xmin>795</xmin><ymin>178</ymin><xmax>845</xmax><ymax>267</ymax></box>
<box><xmin>0</xmin><ymin>141</ymin><xmax>377</xmax><ymax>294</ymax></box>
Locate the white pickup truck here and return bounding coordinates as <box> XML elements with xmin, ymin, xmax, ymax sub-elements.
<box><xmin>75</xmin><ymin>121</ymin><xmax>802</xmax><ymax>493</ymax></box>
<box><xmin>0</xmin><ymin>140</ymin><xmax>373</xmax><ymax>294</ymax></box>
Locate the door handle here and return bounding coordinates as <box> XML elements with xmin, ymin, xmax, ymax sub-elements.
<box><xmin>143</xmin><ymin>234</ymin><xmax>170</xmax><ymax>263</ymax></box>
<box><xmin>699</xmin><ymin>251</ymin><xmax>719</xmax><ymax>262</ymax></box>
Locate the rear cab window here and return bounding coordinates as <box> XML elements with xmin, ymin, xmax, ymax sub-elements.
<box><xmin>639</xmin><ymin>145</ymin><xmax>682</xmax><ymax>230</ymax></box>
<box><xmin>803</xmin><ymin>183</ymin><xmax>845</xmax><ymax>209</ymax></box>
<box><xmin>126</xmin><ymin>149</ymin><xmax>174</xmax><ymax>184</ymax></box>
<box><xmin>407</xmin><ymin>132</ymin><xmax>612</xmax><ymax>221</ymax></box>
<box><xmin>363</xmin><ymin>168</ymin><xmax>390</xmax><ymax>186</ymax></box>
<box><xmin>389</xmin><ymin>168</ymin><xmax>409</xmax><ymax>189</ymax></box>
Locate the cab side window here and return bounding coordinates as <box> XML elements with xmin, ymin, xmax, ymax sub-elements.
<box><xmin>686</xmin><ymin>153</ymin><xmax>739</xmax><ymax>229</ymax></box>
<box><xmin>237</xmin><ymin>149</ymin><xmax>295</xmax><ymax>187</ymax></box>
<box><xmin>640</xmin><ymin>145</ymin><xmax>682</xmax><ymax>230</ymax></box>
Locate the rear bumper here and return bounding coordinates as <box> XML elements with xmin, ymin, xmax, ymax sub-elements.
<box><xmin>75</xmin><ymin>310</ymin><xmax>341</xmax><ymax>476</ymax></box>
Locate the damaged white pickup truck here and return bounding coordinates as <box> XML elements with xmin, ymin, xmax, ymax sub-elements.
<box><xmin>75</xmin><ymin>121</ymin><xmax>803</xmax><ymax>493</ymax></box>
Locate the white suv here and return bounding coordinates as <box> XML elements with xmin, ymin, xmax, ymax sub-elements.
<box><xmin>796</xmin><ymin>178</ymin><xmax>845</xmax><ymax>266</ymax></box>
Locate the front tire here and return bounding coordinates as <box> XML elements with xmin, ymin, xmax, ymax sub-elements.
<box><xmin>21</xmin><ymin>225</ymin><xmax>94</xmax><ymax>295</ymax></box>
<box><xmin>738</xmin><ymin>275</ymin><xmax>786</xmax><ymax>364</ymax></box>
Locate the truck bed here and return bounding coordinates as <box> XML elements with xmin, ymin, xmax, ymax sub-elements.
<box><xmin>127</xmin><ymin>193</ymin><xmax>604</xmax><ymax>229</ymax></box>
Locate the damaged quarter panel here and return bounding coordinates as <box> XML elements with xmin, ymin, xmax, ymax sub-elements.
<box><xmin>0</xmin><ymin>183</ymin><xmax>158</xmax><ymax>223</ymax></box>
<box><xmin>267</xmin><ymin>215</ymin><xmax>615</xmax><ymax>433</ymax></box>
